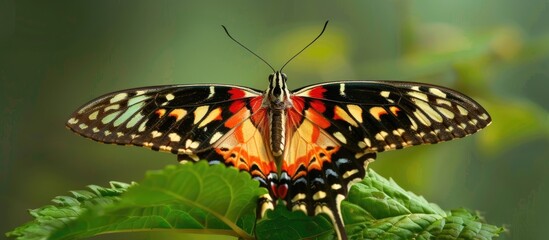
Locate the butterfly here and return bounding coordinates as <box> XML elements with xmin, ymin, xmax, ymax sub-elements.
<box><xmin>66</xmin><ymin>22</ymin><xmax>491</xmax><ymax>240</ymax></box>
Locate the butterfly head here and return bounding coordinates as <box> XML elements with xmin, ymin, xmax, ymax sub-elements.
<box><xmin>267</xmin><ymin>71</ymin><xmax>290</xmax><ymax>106</ymax></box>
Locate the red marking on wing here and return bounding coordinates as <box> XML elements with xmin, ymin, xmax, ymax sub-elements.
<box><xmin>228</xmin><ymin>88</ymin><xmax>246</xmax><ymax>99</ymax></box>
<box><xmin>229</xmin><ymin>100</ymin><xmax>245</xmax><ymax>113</ymax></box>
<box><xmin>309</xmin><ymin>100</ymin><xmax>326</xmax><ymax>113</ymax></box>
<box><xmin>288</xmin><ymin>96</ymin><xmax>305</xmax><ymax>127</ymax></box>
<box><xmin>249</xmin><ymin>96</ymin><xmax>266</xmax><ymax>125</ymax></box>
<box><xmin>291</xmin><ymin>96</ymin><xmax>305</xmax><ymax>112</ymax></box>
<box><xmin>308</xmin><ymin>86</ymin><xmax>327</xmax><ymax>98</ymax></box>
<box><xmin>273</xmin><ymin>184</ymin><xmax>288</xmax><ymax>199</ymax></box>
<box><xmin>250</xmin><ymin>96</ymin><xmax>263</xmax><ymax>112</ymax></box>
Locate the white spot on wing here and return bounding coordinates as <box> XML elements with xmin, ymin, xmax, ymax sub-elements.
<box><xmin>88</xmin><ymin>111</ymin><xmax>99</xmax><ymax>120</ymax></box>
<box><xmin>151</xmin><ymin>130</ymin><xmax>162</xmax><ymax>138</ymax></box>
<box><xmin>313</xmin><ymin>191</ymin><xmax>327</xmax><ymax>200</ymax></box>
<box><xmin>291</xmin><ymin>193</ymin><xmax>306</xmax><ymax>202</ymax></box>
<box><xmin>429</xmin><ymin>88</ymin><xmax>447</xmax><ymax>98</ymax></box>
<box><xmin>347</xmin><ymin>104</ymin><xmax>363</xmax><ymax>123</ymax></box>
<box><xmin>380</xmin><ymin>91</ymin><xmax>390</xmax><ymax>98</ymax></box>
<box><xmin>339</xmin><ymin>83</ymin><xmax>346</xmax><ymax>96</ymax></box>
<box><xmin>414</xmin><ymin>99</ymin><xmax>443</xmax><ymax>123</ymax></box>
<box><xmin>207</xmin><ymin>86</ymin><xmax>215</xmax><ymax>99</ymax></box>
<box><xmin>343</xmin><ymin>169</ymin><xmax>359</xmax><ymax>179</ymax></box>
<box><xmin>408</xmin><ymin>91</ymin><xmax>429</xmax><ymax>101</ymax></box>
<box><xmin>413</xmin><ymin>110</ymin><xmax>432</xmax><ymax>127</ymax></box>
<box><xmin>436</xmin><ymin>98</ymin><xmax>452</xmax><ymax>106</ymax></box>
<box><xmin>209</xmin><ymin>132</ymin><xmax>223</xmax><ymax>144</ymax></box>
<box><xmin>407</xmin><ymin>116</ymin><xmax>419</xmax><ymax>130</ymax></box>
<box><xmin>138</xmin><ymin>120</ymin><xmax>148</xmax><ymax>132</ymax></box>
<box><xmin>437</xmin><ymin>106</ymin><xmax>455</xmax><ymax>119</ymax></box>
<box><xmin>193</xmin><ymin>106</ymin><xmax>210</xmax><ymax>124</ymax></box>
<box><xmin>333</xmin><ymin>132</ymin><xmax>347</xmax><ymax>144</ymax></box>
<box><xmin>392</xmin><ymin>128</ymin><xmax>405</xmax><ymax>136</ymax></box>
<box><xmin>457</xmin><ymin>105</ymin><xmax>469</xmax><ymax>115</ymax></box>
<box><xmin>375</xmin><ymin>131</ymin><xmax>389</xmax><ymax>141</ymax></box>
<box><xmin>159</xmin><ymin>145</ymin><xmax>172</xmax><ymax>151</ymax></box>
<box><xmin>168</xmin><ymin>133</ymin><xmax>181</xmax><ymax>142</ymax></box>
<box><xmin>68</xmin><ymin>118</ymin><xmax>79</xmax><ymax>124</ymax></box>
<box><xmin>104</xmin><ymin>104</ymin><xmax>120</xmax><ymax>112</ymax></box>
<box><xmin>110</xmin><ymin>93</ymin><xmax>128</xmax><ymax>103</ymax></box>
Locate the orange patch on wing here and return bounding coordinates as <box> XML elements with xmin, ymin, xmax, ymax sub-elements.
<box><xmin>155</xmin><ymin>109</ymin><xmax>166</xmax><ymax>117</ymax></box>
<box><xmin>198</xmin><ymin>107</ymin><xmax>222</xmax><ymax>128</ymax></box>
<box><xmin>333</xmin><ymin>105</ymin><xmax>359</xmax><ymax>127</ymax></box>
<box><xmin>283</xmin><ymin>118</ymin><xmax>341</xmax><ymax>179</ymax></box>
<box><xmin>168</xmin><ymin>109</ymin><xmax>186</xmax><ymax>121</ymax></box>
<box><xmin>233</xmin><ymin>119</ymin><xmax>258</xmax><ymax>143</ymax></box>
<box><xmin>369</xmin><ymin>106</ymin><xmax>388</xmax><ymax>121</ymax></box>
<box><xmin>283</xmin><ymin>145</ymin><xmax>340</xmax><ymax>178</ymax></box>
<box><xmin>215</xmin><ymin>146</ymin><xmax>275</xmax><ymax>174</ymax></box>
<box><xmin>390</xmin><ymin>106</ymin><xmax>400</xmax><ymax>115</ymax></box>
<box><xmin>305</xmin><ymin>109</ymin><xmax>331</xmax><ymax>129</ymax></box>
<box><xmin>225</xmin><ymin>107</ymin><xmax>249</xmax><ymax>128</ymax></box>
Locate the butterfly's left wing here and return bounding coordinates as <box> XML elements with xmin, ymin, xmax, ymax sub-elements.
<box><xmin>66</xmin><ymin>84</ymin><xmax>276</xmax><ymax>172</ymax></box>
<box><xmin>281</xmin><ymin>80</ymin><xmax>491</xmax><ymax>239</ymax></box>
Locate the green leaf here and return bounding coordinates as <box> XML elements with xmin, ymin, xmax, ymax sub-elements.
<box><xmin>7</xmin><ymin>162</ymin><xmax>264</xmax><ymax>240</ymax></box>
<box><xmin>7</xmin><ymin>163</ymin><xmax>503</xmax><ymax>240</ymax></box>
<box><xmin>256</xmin><ymin>169</ymin><xmax>504</xmax><ymax>240</ymax></box>
<box><xmin>5</xmin><ymin>181</ymin><xmax>130</xmax><ymax>240</ymax></box>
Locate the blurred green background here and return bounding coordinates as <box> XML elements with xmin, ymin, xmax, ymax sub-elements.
<box><xmin>1</xmin><ymin>1</ymin><xmax>549</xmax><ymax>239</ymax></box>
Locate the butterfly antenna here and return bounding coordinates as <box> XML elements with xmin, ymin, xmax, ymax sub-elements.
<box><xmin>222</xmin><ymin>25</ymin><xmax>276</xmax><ymax>72</ymax></box>
<box><xmin>279</xmin><ymin>20</ymin><xmax>329</xmax><ymax>72</ymax></box>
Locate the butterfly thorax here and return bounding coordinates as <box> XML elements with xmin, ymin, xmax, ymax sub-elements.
<box><xmin>264</xmin><ymin>72</ymin><xmax>292</xmax><ymax>159</ymax></box>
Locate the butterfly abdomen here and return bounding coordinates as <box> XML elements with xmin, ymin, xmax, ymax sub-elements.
<box><xmin>269</xmin><ymin>109</ymin><xmax>286</xmax><ymax>157</ymax></box>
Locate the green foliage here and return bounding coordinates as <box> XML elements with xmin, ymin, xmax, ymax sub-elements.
<box><xmin>7</xmin><ymin>162</ymin><xmax>503</xmax><ymax>240</ymax></box>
